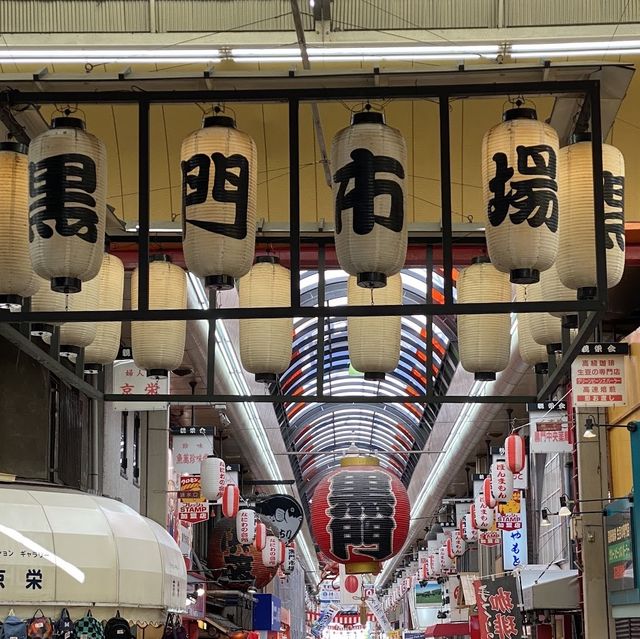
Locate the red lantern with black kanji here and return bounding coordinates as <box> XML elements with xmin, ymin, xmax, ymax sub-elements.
<box><xmin>505</xmin><ymin>433</ymin><xmax>526</xmax><ymax>473</ymax></box>
<box><xmin>311</xmin><ymin>455</ymin><xmax>410</xmax><ymax>574</ymax></box>
<box><xmin>208</xmin><ymin>518</ymin><xmax>277</xmax><ymax>591</ymax></box>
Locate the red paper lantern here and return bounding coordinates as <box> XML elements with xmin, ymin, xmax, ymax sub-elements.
<box><xmin>254</xmin><ymin>522</ymin><xmax>267</xmax><ymax>551</ymax></box>
<box><xmin>222</xmin><ymin>484</ymin><xmax>240</xmax><ymax>518</ymax></box>
<box><xmin>278</xmin><ymin>539</ymin><xmax>286</xmax><ymax>565</ymax></box>
<box><xmin>311</xmin><ymin>455</ymin><xmax>410</xmax><ymax>575</ymax></box>
<box><xmin>505</xmin><ymin>433</ymin><xmax>526</xmax><ymax>473</ymax></box>
<box><xmin>482</xmin><ymin>477</ymin><xmax>497</xmax><ymax>508</ymax></box>
<box><xmin>208</xmin><ymin>518</ymin><xmax>277</xmax><ymax>591</ymax></box>
<box><xmin>344</xmin><ymin>575</ymin><xmax>360</xmax><ymax>594</ymax></box>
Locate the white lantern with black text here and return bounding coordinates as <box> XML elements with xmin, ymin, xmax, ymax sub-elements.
<box><xmin>332</xmin><ymin>110</ymin><xmax>407</xmax><ymax>289</ymax></box>
<box><xmin>181</xmin><ymin>115</ymin><xmax>257</xmax><ymax>290</ymax></box>
<box><xmin>457</xmin><ymin>257</ymin><xmax>512</xmax><ymax>380</ymax></box>
<box><xmin>439</xmin><ymin>545</ymin><xmax>454</xmax><ymax>573</ymax></box>
<box><xmin>236</xmin><ymin>508</ymin><xmax>256</xmax><ymax>545</ymax></box>
<box><xmin>517</xmin><ymin>285</ymin><xmax>549</xmax><ymax>374</ymax></box>
<box><xmin>0</xmin><ymin>142</ymin><xmax>35</xmax><ymax>310</ymax></box>
<box><xmin>29</xmin><ymin>116</ymin><xmax>106</xmax><ymax>293</ymax></box>
<box><xmin>491</xmin><ymin>461</ymin><xmax>514</xmax><ymax>503</ymax></box>
<box><xmin>347</xmin><ymin>273</ymin><xmax>402</xmax><ymax>380</ymax></box>
<box><xmin>474</xmin><ymin>495</ymin><xmax>495</xmax><ymax>530</ymax></box>
<box><xmin>482</xmin><ymin>107</ymin><xmax>559</xmax><ymax>284</ymax></box>
<box><xmin>239</xmin><ymin>256</ymin><xmax>292</xmax><ymax>382</ymax></box>
<box><xmin>447</xmin><ymin>533</ymin><xmax>466</xmax><ymax>558</ymax></box>
<box><xmin>131</xmin><ymin>255</ymin><xmax>187</xmax><ymax>377</ymax></box>
<box><xmin>556</xmin><ymin>135</ymin><xmax>625</xmax><ymax>298</ymax></box>
<box><xmin>200</xmin><ymin>456</ymin><xmax>226</xmax><ymax>501</ymax></box>
<box><xmin>461</xmin><ymin>514</ymin><xmax>477</xmax><ymax>542</ymax></box>
<box><xmin>262</xmin><ymin>535</ymin><xmax>280</xmax><ymax>568</ymax></box>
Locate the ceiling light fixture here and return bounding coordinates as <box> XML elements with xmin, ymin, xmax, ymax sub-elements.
<box><xmin>559</xmin><ymin>495</ymin><xmax>572</xmax><ymax>517</ymax></box>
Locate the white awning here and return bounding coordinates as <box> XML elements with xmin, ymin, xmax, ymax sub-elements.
<box><xmin>0</xmin><ymin>485</ymin><xmax>187</xmax><ymax>621</ymax></box>
<box><xmin>518</xmin><ymin>565</ymin><xmax>580</xmax><ymax>610</ymax></box>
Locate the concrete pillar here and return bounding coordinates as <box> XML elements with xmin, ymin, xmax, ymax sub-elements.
<box><xmin>576</xmin><ymin>410</ymin><xmax>614</xmax><ymax>639</ymax></box>
<box><xmin>140</xmin><ymin>410</ymin><xmax>169</xmax><ymax>527</ymax></box>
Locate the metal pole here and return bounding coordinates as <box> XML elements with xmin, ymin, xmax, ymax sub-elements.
<box><xmin>137</xmin><ymin>101</ymin><xmax>150</xmax><ymax>311</ymax></box>
<box><xmin>316</xmin><ymin>244</ymin><xmax>326</xmax><ymax>397</ymax></box>
<box><xmin>439</xmin><ymin>95</ymin><xmax>454</xmax><ymax>305</ymax></box>
<box><xmin>289</xmin><ymin>98</ymin><xmax>301</xmax><ymax>309</ymax></box>
<box><xmin>207</xmin><ymin>289</ymin><xmax>216</xmax><ymax>395</ymax></box>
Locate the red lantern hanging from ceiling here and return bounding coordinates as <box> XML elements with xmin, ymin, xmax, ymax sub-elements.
<box><xmin>482</xmin><ymin>477</ymin><xmax>497</xmax><ymax>509</ymax></box>
<box><xmin>505</xmin><ymin>433</ymin><xmax>526</xmax><ymax>474</ymax></box>
<box><xmin>222</xmin><ymin>484</ymin><xmax>240</xmax><ymax>518</ymax></box>
<box><xmin>208</xmin><ymin>518</ymin><xmax>277</xmax><ymax>591</ymax></box>
<box><xmin>254</xmin><ymin>522</ymin><xmax>267</xmax><ymax>552</ymax></box>
<box><xmin>311</xmin><ymin>454</ymin><xmax>410</xmax><ymax>574</ymax></box>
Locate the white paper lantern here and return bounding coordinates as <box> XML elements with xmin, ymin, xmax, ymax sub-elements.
<box><xmin>539</xmin><ymin>261</ymin><xmax>578</xmax><ymax>323</ymax></box>
<box><xmin>460</xmin><ymin>514</ymin><xmax>477</xmax><ymax>542</ymax></box>
<box><xmin>516</xmin><ymin>285</ymin><xmax>549</xmax><ymax>373</ymax></box>
<box><xmin>447</xmin><ymin>533</ymin><xmax>466</xmax><ymax>558</ymax></box>
<box><xmin>430</xmin><ymin>552</ymin><xmax>442</xmax><ymax>577</ymax></box>
<box><xmin>332</xmin><ymin>110</ymin><xmax>408</xmax><ymax>288</ymax></box>
<box><xmin>181</xmin><ymin>115</ymin><xmax>257</xmax><ymax>290</ymax></box>
<box><xmin>473</xmin><ymin>495</ymin><xmax>495</xmax><ymax>530</ymax></box>
<box><xmin>28</xmin><ymin>116</ymin><xmax>106</xmax><ymax>294</ymax></box>
<box><xmin>491</xmin><ymin>461</ymin><xmax>514</xmax><ymax>503</ymax></box>
<box><xmin>222</xmin><ymin>484</ymin><xmax>240</xmax><ymax>518</ymax></box>
<box><xmin>131</xmin><ymin>254</ymin><xmax>187</xmax><ymax>377</ymax></box>
<box><xmin>457</xmin><ymin>257</ymin><xmax>512</xmax><ymax>380</ymax></box>
<box><xmin>0</xmin><ymin>142</ymin><xmax>34</xmax><ymax>310</ymax></box>
<box><xmin>282</xmin><ymin>546</ymin><xmax>296</xmax><ymax>575</ymax></box>
<box><xmin>482</xmin><ymin>108</ymin><xmax>559</xmax><ymax>284</ymax></box>
<box><xmin>200</xmin><ymin>456</ymin><xmax>226</xmax><ymax>501</ymax></box>
<box><xmin>84</xmin><ymin>253</ymin><xmax>125</xmax><ymax>370</ymax></box>
<box><xmin>482</xmin><ymin>477</ymin><xmax>497</xmax><ymax>509</ymax></box>
<box><xmin>347</xmin><ymin>273</ymin><xmax>402</xmax><ymax>380</ymax></box>
<box><xmin>439</xmin><ymin>544</ymin><xmax>454</xmax><ymax>573</ymax></box>
<box><xmin>254</xmin><ymin>521</ymin><xmax>267</xmax><ymax>552</ymax></box>
<box><xmin>239</xmin><ymin>256</ymin><xmax>292</xmax><ymax>382</ymax></box>
<box><xmin>236</xmin><ymin>508</ymin><xmax>256</xmax><ymax>545</ymax></box>
<box><xmin>557</xmin><ymin>136</ymin><xmax>625</xmax><ymax>297</ymax></box>
<box><xmin>526</xmin><ymin>279</ymin><xmax>563</xmax><ymax>350</ymax></box>
<box><xmin>262</xmin><ymin>535</ymin><xmax>280</xmax><ymax>568</ymax></box>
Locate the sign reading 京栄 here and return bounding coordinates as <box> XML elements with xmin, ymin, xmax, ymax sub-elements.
<box><xmin>178</xmin><ymin>475</ymin><xmax>210</xmax><ymax>524</ymax></box>
<box><xmin>606</xmin><ymin>505</ymin><xmax>635</xmax><ymax>592</ymax></box>
<box><xmin>527</xmin><ymin>401</ymin><xmax>571</xmax><ymax>454</ymax></box>
<box><xmin>474</xmin><ymin>575</ymin><xmax>525</xmax><ymax>639</ymax></box>
<box><xmin>571</xmin><ymin>343</ymin><xmax>629</xmax><ymax>407</ymax></box>
<box><xmin>112</xmin><ymin>360</ymin><xmax>169</xmax><ymax>411</ymax></box>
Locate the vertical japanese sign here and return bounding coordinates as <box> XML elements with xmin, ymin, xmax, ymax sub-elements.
<box><xmin>503</xmin><ymin>501</ymin><xmax>528</xmax><ymax>571</ymax></box>
<box><xmin>178</xmin><ymin>475</ymin><xmax>210</xmax><ymax>524</ymax></box>
<box><xmin>112</xmin><ymin>360</ymin><xmax>169</xmax><ymax>411</ymax></box>
<box><xmin>310</xmin><ymin>603</ymin><xmax>340</xmax><ymax>638</ymax></box>
<box><xmin>496</xmin><ymin>490</ymin><xmax>523</xmax><ymax>532</ymax></box>
<box><xmin>474</xmin><ymin>575</ymin><xmax>525</xmax><ymax>639</ymax></box>
<box><xmin>527</xmin><ymin>401</ymin><xmax>571</xmax><ymax>454</ymax></box>
<box><xmin>606</xmin><ymin>506</ymin><xmax>635</xmax><ymax>592</ymax></box>
<box><xmin>571</xmin><ymin>343</ymin><xmax>628</xmax><ymax>407</ymax></box>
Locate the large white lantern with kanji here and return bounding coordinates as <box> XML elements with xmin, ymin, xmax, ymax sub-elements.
<box><xmin>457</xmin><ymin>257</ymin><xmax>512</xmax><ymax>380</ymax></box>
<box><xmin>0</xmin><ymin>142</ymin><xmax>37</xmax><ymax>311</ymax></box>
<box><xmin>347</xmin><ymin>273</ymin><xmax>402</xmax><ymax>380</ymax></box>
<box><xmin>516</xmin><ymin>285</ymin><xmax>549</xmax><ymax>374</ymax></box>
<box><xmin>332</xmin><ymin>110</ymin><xmax>407</xmax><ymax>289</ymax></box>
<box><xmin>556</xmin><ymin>135</ymin><xmax>625</xmax><ymax>298</ymax></box>
<box><xmin>473</xmin><ymin>495</ymin><xmax>495</xmax><ymax>531</ymax></box>
<box><xmin>491</xmin><ymin>461</ymin><xmax>514</xmax><ymax>503</ymax></box>
<box><xmin>28</xmin><ymin>116</ymin><xmax>106</xmax><ymax>294</ymax></box>
<box><xmin>239</xmin><ymin>256</ymin><xmax>292</xmax><ymax>382</ymax></box>
<box><xmin>482</xmin><ymin>107</ymin><xmax>560</xmax><ymax>284</ymax></box>
<box><xmin>131</xmin><ymin>255</ymin><xmax>187</xmax><ymax>377</ymax></box>
<box><xmin>200</xmin><ymin>456</ymin><xmax>226</xmax><ymax>501</ymax></box>
<box><xmin>236</xmin><ymin>508</ymin><xmax>256</xmax><ymax>546</ymax></box>
<box><xmin>181</xmin><ymin>114</ymin><xmax>257</xmax><ymax>290</ymax></box>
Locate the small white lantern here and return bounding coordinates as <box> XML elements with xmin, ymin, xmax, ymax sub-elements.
<box><xmin>236</xmin><ymin>508</ymin><xmax>256</xmax><ymax>545</ymax></box>
<box><xmin>84</xmin><ymin>253</ymin><xmax>125</xmax><ymax>371</ymax></box>
<box><xmin>262</xmin><ymin>535</ymin><xmax>280</xmax><ymax>568</ymax></box>
<box><xmin>460</xmin><ymin>514</ymin><xmax>477</xmax><ymax>542</ymax></box>
<box><xmin>0</xmin><ymin>142</ymin><xmax>35</xmax><ymax>310</ymax></box>
<box><xmin>332</xmin><ymin>110</ymin><xmax>408</xmax><ymax>288</ymax></box>
<box><xmin>239</xmin><ymin>256</ymin><xmax>292</xmax><ymax>382</ymax></box>
<box><xmin>457</xmin><ymin>257</ymin><xmax>512</xmax><ymax>380</ymax></box>
<box><xmin>200</xmin><ymin>456</ymin><xmax>226</xmax><ymax>501</ymax></box>
<box><xmin>131</xmin><ymin>254</ymin><xmax>187</xmax><ymax>377</ymax></box>
<box><xmin>181</xmin><ymin>114</ymin><xmax>257</xmax><ymax>290</ymax></box>
<box><xmin>516</xmin><ymin>285</ymin><xmax>549</xmax><ymax>373</ymax></box>
<box><xmin>347</xmin><ymin>273</ymin><xmax>402</xmax><ymax>380</ymax></box>
<box><xmin>28</xmin><ymin>116</ymin><xmax>107</xmax><ymax>293</ymax></box>
<box><xmin>222</xmin><ymin>484</ymin><xmax>240</xmax><ymax>518</ymax></box>
<box><xmin>439</xmin><ymin>544</ymin><xmax>454</xmax><ymax>573</ymax></box>
<box><xmin>447</xmin><ymin>532</ymin><xmax>466</xmax><ymax>558</ymax></box>
<box><xmin>556</xmin><ymin>135</ymin><xmax>625</xmax><ymax>298</ymax></box>
<box><xmin>491</xmin><ymin>461</ymin><xmax>514</xmax><ymax>503</ymax></box>
<box><xmin>254</xmin><ymin>521</ymin><xmax>268</xmax><ymax>552</ymax></box>
<box><xmin>482</xmin><ymin>107</ymin><xmax>560</xmax><ymax>284</ymax></box>
<box><xmin>473</xmin><ymin>495</ymin><xmax>495</xmax><ymax>530</ymax></box>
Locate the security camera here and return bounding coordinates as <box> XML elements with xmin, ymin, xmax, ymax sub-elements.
<box><xmin>219</xmin><ymin>413</ymin><xmax>231</xmax><ymax>428</ymax></box>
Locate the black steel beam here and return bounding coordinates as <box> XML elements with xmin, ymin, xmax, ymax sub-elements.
<box><xmin>316</xmin><ymin>245</ymin><xmax>325</xmax><ymax>397</ymax></box>
<box><xmin>289</xmin><ymin>98</ymin><xmax>301</xmax><ymax>308</ymax></box>
<box><xmin>0</xmin><ymin>324</ymin><xmax>103</xmax><ymax>400</ymax></box>
<box><xmin>137</xmin><ymin>101</ymin><xmax>150</xmax><ymax>311</ymax></box>
<box><xmin>439</xmin><ymin>96</ymin><xmax>454</xmax><ymax>305</ymax></box>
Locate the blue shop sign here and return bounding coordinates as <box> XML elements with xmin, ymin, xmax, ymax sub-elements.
<box><xmin>253</xmin><ymin>594</ymin><xmax>282</xmax><ymax>631</ymax></box>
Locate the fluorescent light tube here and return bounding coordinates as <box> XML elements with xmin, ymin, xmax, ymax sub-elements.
<box><xmin>512</xmin><ymin>39</ymin><xmax>640</xmax><ymax>51</ymax></box>
<box><xmin>512</xmin><ymin>48</ymin><xmax>640</xmax><ymax>58</ymax></box>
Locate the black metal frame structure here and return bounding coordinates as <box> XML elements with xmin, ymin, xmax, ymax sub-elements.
<box><xmin>0</xmin><ymin>78</ymin><xmax>608</xmax><ymax>405</ymax></box>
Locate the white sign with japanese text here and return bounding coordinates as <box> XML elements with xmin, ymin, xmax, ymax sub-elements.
<box><xmin>503</xmin><ymin>501</ymin><xmax>528</xmax><ymax>570</ymax></box>
<box><xmin>571</xmin><ymin>343</ymin><xmax>628</xmax><ymax>407</ymax></box>
<box><xmin>528</xmin><ymin>404</ymin><xmax>571</xmax><ymax>454</ymax></box>
<box><xmin>172</xmin><ymin>433</ymin><xmax>212</xmax><ymax>476</ymax></box>
<box><xmin>112</xmin><ymin>360</ymin><xmax>169</xmax><ymax>411</ymax></box>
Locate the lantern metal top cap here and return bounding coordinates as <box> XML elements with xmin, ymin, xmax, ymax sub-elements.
<box><xmin>503</xmin><ymin>107</ymin><xmax>537</xmax><ymax>122</ymax></box>
<box><xmin>340</xmin><ymin>444</ymin><xmax>380</xmax><ymax>467</ymax></box>
<box><xmin>571</xmin><ymin>132</ymin><xmax>592</xmax><ymax>143</ymax></box>
<box><xmin>352</xmin><ymin>111</ymin><xmax>385</xmax><ymax>125</ymax></box>
<box><xmin>0</xmin><ymin>141</ymin><xmax>28</xmax><ymax>154</ymax></box>
<box><xmin>51</xmin><ymin>116</ymin><xmax>86</xmax><ymax>130</ymax></box>
<box><xmin>203</xmin><ymin>115</ymin><xmax>236</xmax><ymax>129</ymax></box>
<box><xmin>149</xmin><ymin>253</ymin><xmax>173</xmax><ymax>264</ymax></box>
<box><xmin>471</xmin><ymin>255</ymin><xmax>491</xmax><ymax>265</ymax></box>
<box><xmin>255</xmin><ymin>255</ymin><xmax>280</xmax><ymax>265</ymax></box>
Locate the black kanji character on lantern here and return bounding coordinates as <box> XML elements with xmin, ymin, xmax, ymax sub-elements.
<box><xmin>25</xmin><ymin>568</ymin><xmax>43</xmax><ymax>590</ymax></box>
<box><xmin>0</xmin><ymin>569</ymin><xmax>5</xmax><ymax>589</ymax></box>
<box><xmin>327</xmin><ymin>470</ymin><xmax>396</xmax><ymax>561</ymax></box>
<box><xmin>220</xmin><ymin>531</ymin><xmax>253</xmax><ymax>585</ymax></box>
<box><xmin>334</xmin><ymin>148</ymin><xmax>404</xmax><ymax>236</ymax></box>
<box><xmin>29</xmin><ymin>153</ymin><xmax>99</xmax><ymax>244</ymax></box>
<box><xmin>182</xmin><ymin>152</ymin><xmax>249</xmax><ymax>240</ymax></box>
<box><xmin>488</xmin><ymin>144</ymin><xmax>558</xmax><ymax>232</ymax></box>
<box><xmin>603</xmin><ymin>171</ymin><xmax>625</xmax><ymax>251</ymax></box>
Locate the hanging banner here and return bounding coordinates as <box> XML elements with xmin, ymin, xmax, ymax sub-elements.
<box><xmin>339</xmin><ymin>564</ymin><xmax>363</xmax><ymax>605</ymax></box>
<box><xmin>474</xmin><ymin>575</ymin><xmax>525</xmax><ymax>639</ymax></box>
<box><xmin>177</xmin><ymin>475</ymin><xmax>210</xmax><ymax>524</ymax></box>
<box><xmin>503</xmin><ymin>501</ymin><xmax>528</xmax><ymax>570</ymax></box>
<box><xmin>310</xmin><ymin>603</ymin><xmax>340</xmax><ymax>637</ymax></box>
<box><xmin>318</xmin><ymin>580</ymin><xmax>341</xmax><ymax>604</ymax></box>
<box><xmin>527</xmin><ymin>401</ymin><xmax>571</xmax><ymax>453</ymax></box>
<box><xmin>496</xmin><ymin>490</ymin><xmax>523</xmax><ymax>531</ymax></box>
<box><xmin>112</xmin><ymin>360</ymin><xmax>168</xmax><ymax>411</ymax></box>
<box><xmin>367</xmin><ymin>594</ymin><xmax>392</xmax><ymax>632</ymax></box>
<box><xmin>571</xmin><ymin>343</ymin><xmax>628</xmax><ymax>407</ymax></box>
<box><xmin>255</xmin><ymin>494</ymin><xmax>304</xmax><ymax>543</ymax></box>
